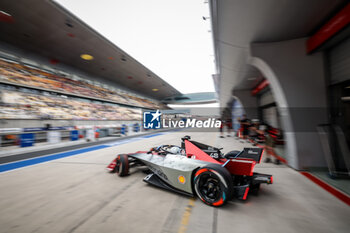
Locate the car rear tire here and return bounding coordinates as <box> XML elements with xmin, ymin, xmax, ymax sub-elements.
<box><xmin>115</xmin><ymin>154</ymin><xmax>129</xmax><ymax>176</ymax></box>
<box><xmin>193</xmin><ymin>164</ymin><xmax>233</xmax><ymax>207</ymax></box>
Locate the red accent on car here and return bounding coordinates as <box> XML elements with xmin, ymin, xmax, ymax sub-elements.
<box><xmin>134</xmin><ymin>151</ymin><xmax>148</xmax><ymax>154</ymax></box>
<box><xmin>242</xmin><ymin>187</ymin><xmax>250</xmax><ymax>200</ymax></box>
<box><xmin>213</xmin><ymin>197</ymin><xmax>224</xmax><ymax>206</ymax></box>
<box><xmin>218</xmin><ymin>158</ymin><xmax>228</xmax><ymax>163</ymax></box>
<box><xmin>195</xmin><ymin>168</ymin><xmax>208</xmax><ymax>177</ymax></box>
<box><xmin>106</xmin><ymin>158</ymin><xmax>117</xmax><ymax>171</ymax></box>
<box><xmin>184</xmin><ymin>140</ymin><xmax>221</xmax><ymax>164</ymax></box>
<box><xmin>270</xmin><ymin>175</ymin><xmax>273</xmax><ymax>184</ymax></box>
<box><xmin>307</xmin><ymin>3</ymin><xmax>350</xmax><ymax>53</ymax></box>
<box><xmin>249</xmin><ymin>162</ymin><xmax>255</xmax><ymax>176</ymax></box>
<box><xmin>224</xmin><ymin>159</ymin><xmax>256</xmax><ymax>176</ymax></box>
<box><xmin>259</xmin><ymin>149</ymin><xmax>264</xmax><ymax>163</ymax></box>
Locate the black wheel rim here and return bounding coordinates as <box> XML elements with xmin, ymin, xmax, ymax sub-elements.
<box><xmin>197</xmin><ymin>173</ymin><xmax>222</xmax><ymax>203</ymax></box>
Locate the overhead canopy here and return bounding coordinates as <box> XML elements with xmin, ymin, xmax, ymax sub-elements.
<box><xmin>0</xmin><ymin>0</ymin><xmax>181</xmax><ymax>100</ymax></box>
<box><xmin>209</xmin><ymin>0</ymin><xmax>347</xmax><ymax>106</ymax></box>
<box><xmin>162</xmin><ymin>92</ymin><xmax>217</xmax><ymax>105</ymax></box>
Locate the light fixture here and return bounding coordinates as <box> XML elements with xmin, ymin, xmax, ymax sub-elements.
<box><xmin>80</xmin><ymin>54</ymin><xmax>94</xmax><ymax>60</ymax></box>
<box><xmin>152</xmin><ymin>88</ymin><xmax>159</xmax><ymax>92</ymax></box>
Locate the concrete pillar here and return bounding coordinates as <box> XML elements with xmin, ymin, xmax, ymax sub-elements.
<box><xmin>250</xmin><ymin>38</ymin><xmax>328</xmax><ymax>169</ymax></box>
<box><xmin>233</xmin><ymin>90</ymin><xmax>258</xmax><ymax>119</ymax></box>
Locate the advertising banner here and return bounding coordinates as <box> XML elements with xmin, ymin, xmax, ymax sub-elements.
<box><xmin>134</xmin><ymin>123</ymin><xmax>140</xmax><ymax>132</ymax></box>
<box><xmin>20</xmin><ymin>133</ymin><xmax>35</xmax><ymax>147</ymax></box>
<box><xmin>121</xmin><ymin>125</ymin><xmax>127</xmax><ymax>135</ymax></box>
<box><xmin>47</xmin><ymin>131</ymin><xmax>61</xmax><ymax>144</ymax></box>
<box><xmin>70</xmin><ymin>130</ymin><xmax>79</xmax><ymax>141</ymax></box>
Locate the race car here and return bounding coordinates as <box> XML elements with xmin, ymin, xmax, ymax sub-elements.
<box><xmin>107</xmin><ymin>135</ymin><xmax>273</xmax><ymax>207</ymax></box>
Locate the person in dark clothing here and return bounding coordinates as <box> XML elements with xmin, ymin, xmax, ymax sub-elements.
<box><xmin>240</xmin><ymin>114</ymin><xmax>250</xmax><ymax>139</ymax></box>
<box><xmin>226</xmin><ymin>118</ymin><xmax>233</xmax><ymax>137</ymax></box>
<box><xmin>219</xmin><ymin>118</ymin><xmax>224</xmax><ymax>138</ymax></box>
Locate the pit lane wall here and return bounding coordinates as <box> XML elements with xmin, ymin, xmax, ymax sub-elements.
<box><xmin>0</xmin><ymin>120</ymin><xmax>142</xmax><ymax>148</ymax></box>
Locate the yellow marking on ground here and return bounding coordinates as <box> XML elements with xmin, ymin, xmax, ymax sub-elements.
<box><xmin>178</xmin><ymin>198</ymin><xmax>196</xmax><ymax>233</ymax></box>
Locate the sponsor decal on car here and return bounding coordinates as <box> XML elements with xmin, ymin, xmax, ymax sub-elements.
<box><xmin>178</xmin><ymin>175</ymin><xmax>186</xmax><ymax>184</ymax></box>
<box><xmin>248</xmin><ymin>150</ymin><xmax>258</xmax><ymax>154</ymax></box>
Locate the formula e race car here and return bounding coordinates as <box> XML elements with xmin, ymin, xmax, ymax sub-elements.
<box><xmin>107</xmin><ymin>136</ymin><xmax>273</xmax><ymax>207</ymax></box>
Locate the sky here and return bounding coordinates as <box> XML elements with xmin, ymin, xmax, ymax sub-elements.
<box><xmin>55</xmin><ymin>0</ymin><xmax>216</xmax><ymax>94</ymax></box>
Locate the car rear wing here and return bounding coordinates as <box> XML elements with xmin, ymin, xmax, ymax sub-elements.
<box><xmin>235</xmin><ymin>148</ymin><xmax>264</xmax><ymax>163</ymax></box>
<box><xmin>223</xmin><ymin>159</ymin><xmax>256</xmax><ymax>176</ymax></box>
<box><xmin>182</xmin><ymin>136</ymin><xmax>263</xmax><ymax>162</ymax></box>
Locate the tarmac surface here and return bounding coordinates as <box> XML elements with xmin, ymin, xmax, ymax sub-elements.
<box><xmin>0</xmin><ymin>131</ymin><xmax>349</xmax><ymax>233</ymax></box>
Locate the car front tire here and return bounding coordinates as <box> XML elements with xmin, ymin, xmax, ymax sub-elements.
<box><xmin>115</xmin><ymin>154</ymin><xmax>129</xmax><ymax>177</ymax></box>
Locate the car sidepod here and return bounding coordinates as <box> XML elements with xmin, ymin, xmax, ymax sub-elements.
<box><xmin>130</xmin><ymin>153</ymin><xmax>211</xmax><ymax>194</ymax></box>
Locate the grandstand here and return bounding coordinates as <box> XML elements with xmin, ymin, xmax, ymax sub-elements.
<box><xmin>0</xmin><ymin>50</ymin><xmax>173</xmax><ymax>145</ymax></box>
<box><xmin>0</xmin><ymin>55</ymin><xmax>166</xmax><ymax>145</ymax></box>
<box><xmin>0</xmin><ymin>58</ymin><xmax>165</xmax><ymax>110</ymax></box>
<box><xmin>0</xmin><ymin>58</ymin><xmax>164</xmax><ymax>121</ymax></box>
<box><xmin>0</xmin><ymin>0</ymin><xmax>180</xmax><ymax>147</ymax></box>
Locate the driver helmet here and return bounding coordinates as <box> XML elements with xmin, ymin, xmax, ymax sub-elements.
<box><xmin>168</xmin><ymin>146</ymin><xmax>182</xmax><ymax>154</ymax></box>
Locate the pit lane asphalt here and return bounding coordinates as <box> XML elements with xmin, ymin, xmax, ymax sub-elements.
<box><xmin>0</xmin><ymin>131</ymin><xmax>349</xmax><ymax>233</ymax></box>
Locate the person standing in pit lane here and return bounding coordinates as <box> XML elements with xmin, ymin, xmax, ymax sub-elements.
<box><xmin>219</xmin><ymin>118</ymin><xmax>225</xmax><ymax>138</ymax></box>
<box><xmin>226</xmin><ymin>118</ymin><xmax>233</xmax><ymax>137</ymax></box>
<box><xmin>240</xmin><ymin>114</ymin><xmax>250</xmax><ymax>139</ymax></box>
